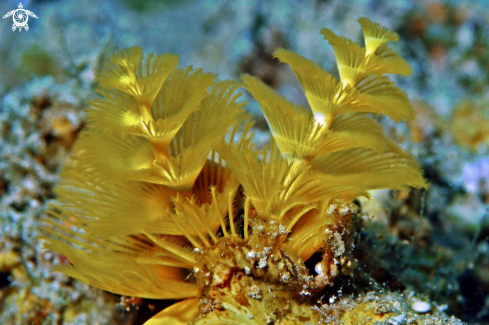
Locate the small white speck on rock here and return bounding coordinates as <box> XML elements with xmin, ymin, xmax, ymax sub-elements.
<box><xmin>314</xmin><ymin>262</ymin><xmax>323</xmax><ymax>275</ymax></box>
<box><xmin>412</xmin><ymin>301</ymin><xmax>431</xmax><ymax>313</ymax></box>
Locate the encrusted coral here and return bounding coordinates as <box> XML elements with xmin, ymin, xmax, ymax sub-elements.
<box><xmin>41</xmin><ymin>18</ymin><xmax>426</xmax><ymax>324</ymax></box>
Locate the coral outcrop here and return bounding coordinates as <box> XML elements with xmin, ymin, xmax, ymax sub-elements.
<box><xmin>41</xmin><ymin>18</ymin><xmax>426</xmax><ymax>324</ymax></box>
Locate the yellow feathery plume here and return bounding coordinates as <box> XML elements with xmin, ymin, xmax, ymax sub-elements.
<box><xmin>357</xmin><ymin>17</ymin><xmax>399</xmax><ymax>55</ymax></box>
<box><xmin>170</xmin><ymin>80</ymin><xmax>244</xmax><ymax>157</ymax></box>
<box><xmin>74</xmin><ymin>81</ymin><xmax>244</xmax><ymax>192</ymax></box>
<box><xmin>321</xmin><ymin>28</ymin><xmax>374</xmax><ymax>86</ymax></box>
<box><xmin>144</xmin><ymin>299</ymin><xmax>199</xmax><ymax>325</ymax></box>
<box><xmin>287</xmin><ymin>199</ymin><xmax>358</xmax><ymax>274</ymax></box>
<box><xmin>41</xmin><ymin>213</ymin><xmax>197</xmax><ymax>299</ymax></box>
<box><xmin>192</xmin><ymin>150</ymin><xmax>236</xmax><ymax>205</ymax></box>
<box><xmin>71</xmin><ymin>131</ymin><xmax>154</xmax><ymax>183</ymax></box>
<box><xmin>358</xmin><ymin>17</ymin><xmax>412</xmax><ymax>76</ymax></box>
<box><xmin>356</xmin><ymin>74</ymin><xmax>415</xmax><ymax>122</ymax></box>
<box><xmin>51</xmin><ymin>166</ymin><xmax>179</xmax><ymax>239</ymax></box>
<box><xmin>242</xmin><ymin>74</ymin><xmax>388</xmax><ymax>160</ymax></box>
<box><xmin>136</xmin><ymin>235</ymin><xmax>196</xmax><ymax>269</ymax></box>
<box><xmin>96</xmin><ymin>47</ymin><xmax>144</xmax><ymax>94</ymax></box>
<box><xmin>273</xmin><ymin>48</ymin><xmax>412</xmax><ymax>123</ymax></box>
<box><xmin>321</xmin><ymin>26</ymin><xmax>411</xmax><ymax>86</ymax></box>
<box><xmin>217</xmin><ymin>132</ymin><xmax>367</xmax><ymax>221</ymax></box>
<box><xmin>70</xmin><ymin>128</ymin><xmax>204</xmax><ymax>191</ymax></box>
<box><xmin>311</xmin><ymin>140</ymin><xmax>428</xmax><ymax>191</ymax></box>
<box><xmin>97</xmin><ymin>47</ymin><xmax>179</xmax><ymax>121</ymax></box>
<box><xmin>91</xmin><ymin>59</ymin><xmax>217</xmax><ymax>163</ymax></box>
<box><xmin>286</xmin><ymin>203</ymin><xmax>336</xmax><ymax>261</ymax></box>
<box><xmin>215</xmin><ymin>136</ymin><xmax>289</xmax><ymax>214</ymax></box>
<box><xmin>372</xmin><ymin>43</ymin><xmax>413</xmax><ymax>77</ymax></box>
<box><xmin>242</xmin><ymin>73</ymin><xmax>329</xmax><ymax>160</ymax></box>
<box><xmin>324</xmin><ymin>113</ymin><xmax>388</xmax><ymax>152</ymax></box>
<box><xmin>143</xmin><ymin>67</ymin><xmax>216</xmax><ymax>160</ymax></box>
<box><xmin>166</xmin><ymin>195</ymin><xmax>216</xmax><ymax>249</ymax></box>
<box><xmin>274</xmin><ymin>49</ymin><xmax>372</xmax><ymax>127</ymax></box>
<box><xmin>156</xmin><ymin>80</ymin><xmax>245</xmax><ymax>190</ymax></box>
<box><xmin>136</xmin><ymin>234</ymin><xmax>196</xmax><ymax>269</ymax></box>
<box><xmin>88</xmin><ymin>88</ymin><xmax>141</xmax><ymax>134</ymax></box>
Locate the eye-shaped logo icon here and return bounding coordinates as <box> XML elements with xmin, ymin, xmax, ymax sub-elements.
<box><xmin>3</xmin><ymin>3</ymin><xmax>38</xmax><ymax>32</ymax></box>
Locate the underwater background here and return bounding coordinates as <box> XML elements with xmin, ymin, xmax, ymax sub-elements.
<box><xmin>0</xmin><ymin>0</ymin><xmax>488</xmax><ymax>324</ymax></box>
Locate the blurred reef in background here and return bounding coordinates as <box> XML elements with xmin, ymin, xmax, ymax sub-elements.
<box><xmin>0</xmin><ymin>0</ymin><xmax>488</xmax><ymax>324</ymax></box>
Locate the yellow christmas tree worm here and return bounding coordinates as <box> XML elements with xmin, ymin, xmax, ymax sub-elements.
<box><xmin>41</xmin><ymin>18</ymin><xmax>426</xmax><ymax>324</ymax></box>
